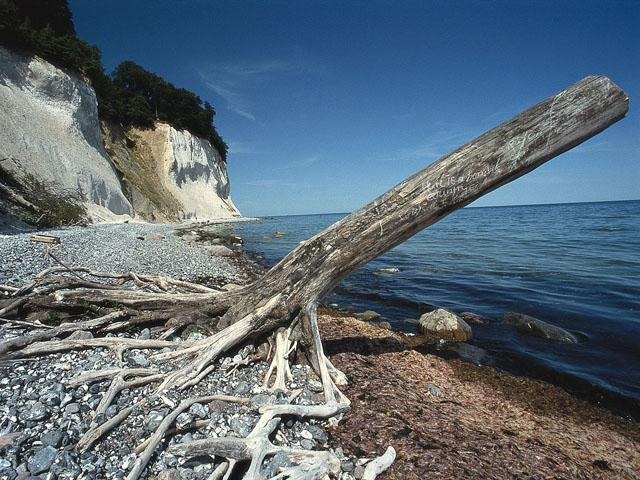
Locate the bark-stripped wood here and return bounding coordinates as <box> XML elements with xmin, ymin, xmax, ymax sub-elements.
<box><xmin>218</xmin><ymin>75</ymin><xmax>629</xmax><ymax>335</ymax></box>
<box><xmin>3</xmin><ymin>76</ymin><xmax>629</xmax><ymax>480</ymax></box>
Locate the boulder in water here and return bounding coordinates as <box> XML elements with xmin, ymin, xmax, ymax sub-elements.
<box><xmin>503</xmin><ymin>312</ymin><xmax>578</xmax><ymax>344</ymax></box>
<box><xmin>355</xmin><ymin>310</ymin><xmax>381</xmax><ymax>321</ymax></box>
<box><xmin>460</xmin><ymin>311</ymin><xmax>490</xmax><ymax>325</ymax></box>
<box><xmin>417</xmin><ymin>309</ymin><xmax>472</xmax><ymax>342</ymax></box>
<box><xmin>447</xmin><ymin>343</ymin><xmax>487</xmax><ymax>365</ymax></box>
<box><xmin>378</xmin><ymin>267</ymin><xmax>400</xmax><ymax>273</ymax></box>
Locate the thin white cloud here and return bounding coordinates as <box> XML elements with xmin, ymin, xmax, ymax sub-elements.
<box><xmin>228</xmin><ymin>141</ymin><xmax>261</xmax><ymax>155</ymax></box>
<box><xmin>241</xmin><ymin>179</ymin><xmax>309</xmax><ymax>188</ymax></box>
<box><xmin>201</xmin><ymin>80</ymin><xmax>256</xmax><ymax>121</ymax></box>
<box><xmin>379</xmin><ymin>129</ymin><xmax>472</xmax><ymax>164</ymax></box>
<box><xmin>272</xmin><ymin>155</ymin><xmax>319</xmax><ymax>171</ymax></box>
<box><xmin>198</xmin><ymin>53</ymin><xmax>326</xmax><ymax>121</ymax></box>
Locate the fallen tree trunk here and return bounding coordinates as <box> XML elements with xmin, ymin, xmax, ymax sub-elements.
<box><xmin>218</xmin><ymin>75</ymin><xmax>629</xmax><ymax>327</ymax></box>
<box><xmin>2</xmin><ymin>75</ymin><xmax>628</xmax><ymax>480</ymax></box>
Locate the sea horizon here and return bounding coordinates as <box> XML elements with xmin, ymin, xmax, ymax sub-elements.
<box><xmin>255</xmin><ymin>198</ymin><xmax>640</xmax><ymax>219</ymax></box>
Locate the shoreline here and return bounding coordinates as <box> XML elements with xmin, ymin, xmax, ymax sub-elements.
<box><xmin>319</xmin><ymin>314</ymin><xmax>640</xmax><ymax>479</ymax></box>
<box><xmin>3</xmin><ymin>219</ymin><xmax>637</xmax><ymax>421</ymax></box>
<box><xmin>1</xmin><ymin>223</ymin><xmax>638</xmax><ymax>478</ymax></box>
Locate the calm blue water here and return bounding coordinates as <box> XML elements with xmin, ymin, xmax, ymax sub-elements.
<box><xmin>227</xmin><ymin>200</ymin><xmax>640</xmax><ymax>416</ymax></box>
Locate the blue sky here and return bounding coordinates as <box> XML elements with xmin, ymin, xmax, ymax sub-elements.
<box><xmin>70</xmin><ymin>0</ymin><xmax>639</xmax><ymax>216</ymax></box>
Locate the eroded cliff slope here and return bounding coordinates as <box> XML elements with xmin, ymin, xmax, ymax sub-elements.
<box><xmin>0</xmin><ymin>46</ymin><xmax>240</xmax><ymax>224</ymax></box>
<box><xmin>102</xmin><ymin>122</ymin><xmax>240</xmax><ymax>222</ymax></box>
<box><xmin>0</xmin><ymin>45</ymin><xmax>133</xmax><ymax>221</ymax></box>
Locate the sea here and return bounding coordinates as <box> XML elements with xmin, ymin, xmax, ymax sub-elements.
<box><xmin>219</xmin><ymin>200</ymin><xmax>640</xmax><ymax>419</ymax></box>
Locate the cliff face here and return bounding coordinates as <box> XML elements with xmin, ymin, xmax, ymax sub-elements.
<box><xmin>0</xmin><ymin>46</ymin><xmax>240</xmax><ymax>224</ymax></box>
<box><xmin>102</xmin><ymin>122</ymin><xmax>240</xmax><ymax>221</ymax></box>
<box><xmin>0</xmin><ymin>45</ymin><xmax>132</xmax><ymax>221</ymax></box>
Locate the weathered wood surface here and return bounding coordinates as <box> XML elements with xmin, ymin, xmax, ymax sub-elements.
<box><xmin>30</xmin><ymin>234</ymin><xmax>60</xmax><ymax>244</ymax></box>
<box><xmin>6</xmin><ymin>76</ymin><xmax>628</xmax><ymax>480</ymax></box>
<box><xmin>222</xmin><ymin>75</ymin><xmax>628</xmax><ymax>328</ymax></box>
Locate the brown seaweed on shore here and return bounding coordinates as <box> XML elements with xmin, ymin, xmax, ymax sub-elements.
<box><xmin>320</xmin><ymin>314</ymin><xmax>640</xmax><ymax>479</ymax></box>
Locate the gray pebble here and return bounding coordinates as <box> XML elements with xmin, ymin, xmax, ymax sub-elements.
<box><xmin>27</xmin><ymin>446</ymin><xmax>57</xmax><ymax>475</ymax></box>
<box><xmin>427</xmin><ymin>383</ymin><xmax>442</xmax><ymax>397</ymax></box>
<box><xmin>64</xmin><ymin>403</ymin><xmax>80</xmax><ymax>415</ymax></box>
<box><xmin>40</xmin><ymin>431</ymin><xmax>64</xmax><ymax>448</ymax></box>
<box><xmin>22</xmin><ymin>402</ymin><xmax>48</xmax><ymax>422</ymax></box>
<box><xmin>175</xmin><ymin>412</ymin><xmax>194</xmax><ymax>430</ymax></box>
<box><xmin>188</xmin><ymin>403</ymin><xmax>208</xmax><ymax>419</ymax></box>
<box><xmin>126</xmin><ymin>353</ymin><xmax>150</xmax><ymax>368</ymax></box>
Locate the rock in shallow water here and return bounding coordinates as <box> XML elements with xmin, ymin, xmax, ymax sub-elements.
<box><xmin>503</xmin><ymin>312</ymin><xmax>578</xmax><ymax>344</ymax></box>
<box><xmin>417</xmin><ymin>309</ymin><xmax>472</xmax><ymax>342</ymax></box>
<box><xmin>355</xmin><ymin>310</ymin><xmax>380</xmax><ymax>321</ymax></box>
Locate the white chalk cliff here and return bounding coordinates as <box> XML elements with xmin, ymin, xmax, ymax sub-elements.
<box><xmin>163</xmin><ymin>124</ymin><xmax>240</xmax><ymax>220</ymax></box>
<box><xmin>103</xmin><ymin>122</ymin><xmax>240</xmax><ymax>221</ymax></box>
<box><xmin>0</xmin><ymin>45</ymin><xmax>240</xmax><ymax>222</ymax></box>
<box><xmin>0</xmin><ymin>45</ymin><xmax>132</xmax><ymax>221</ymax></box>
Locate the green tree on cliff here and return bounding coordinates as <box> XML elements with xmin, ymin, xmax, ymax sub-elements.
<box><xmin>0</xmin><ymin>0</ymin><xmax>228</xmax><ymax>160</ymax></box>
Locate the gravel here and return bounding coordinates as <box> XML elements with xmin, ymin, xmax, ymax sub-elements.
<box><xmin>0</xmin><ymin>220</ymin><xmax>357</xmax><ymax>479</ymax></box>
<box><xmin>0</xmin><ymin>222</ymin><xmax>240</xmax><ymax>286</ymax></box>
<box><xmin>0</xmin><ymin>321</ymin><xmax>344</xmax><ymax>479</ymax></box>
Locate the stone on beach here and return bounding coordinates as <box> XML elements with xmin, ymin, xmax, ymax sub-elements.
<box><xmin>503</xmin><ymin>312</ymin><xmax>578</xmax><ymax>344</ymax></box>
<box><xmin>417</xmin><ymin>308</ymin><xmax>472</xmax><ymax>342</ymax></box>
<box><xmin>27</xmin><ymin>446</ymin><xmax>57</xmax><ymax>475</ymax></box>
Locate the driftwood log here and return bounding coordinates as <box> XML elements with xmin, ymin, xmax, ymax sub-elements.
<box><xmin>0</xmin><ymin>75</ymin><xmax>628</xmax><ymax>480</ymax></box>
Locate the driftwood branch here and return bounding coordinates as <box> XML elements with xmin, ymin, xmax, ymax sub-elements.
<box><xmin>2</xmin><ymin>76</ymin><xmax>628</xmax><ymax>480</ymax></box>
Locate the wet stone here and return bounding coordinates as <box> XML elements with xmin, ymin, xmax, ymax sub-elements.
<box><xmin>126</xmin><ymin>353</ymin><xmax>150</xmax><ymax>368</ymax></box>
<box><xmin>64</xmin><ymin>403</ymin><xmax>80</xmax><ymax>415</ymax></box>
<box><xmin>234</xmin><ymin>381</ymin><xmax>250</xmax><ymax>395</ymax></box>
<box><xmin>307</xmin><ymin>380</ymin><xmax>323</xmax><ymax>393</ymax></box>
<box><xmin>299</xmin><ymin>429</ymin><xmax>313</xmax><ymax>440</ymax></box>
<box><xmin>300</xmin><ymin>439</ymin><xmax>316</xmax><ymax>450</ymax></box>
<box><xmin>145</xmin><ymin>410</ymin><xmax>165</xmax><ymax>431</ymax></box>
<box><xmin>138</xmin><ymin>328</ymin><xmax>151</xmax><ymax>340</ymax></box>
<box><xmin>158</xmin><ymin>469</ymin><xmax>181</xmax><ymax>480</ymax></box>
<box><xmin>230</xmin><ymin>416</ymin><xmax>254</xmax><ymax>437</ymax></box>
<box><xmin>163</xmin><ymin>453</ymin><xmax>178</xmax><ymax>467</ymax></box>
<box><xmin>67</xmin><ymin>330</ymin><xmax>93</xmax><ymax>340</ymax></box>
<box><xmin>342</xmin><ymin>460</ymin><xmax>355</xmax><ymax>472</ymax></box>
<box><xmin>250</xmin><ymin>394</ymin><xmax>277</xmax><ymax>408</ymax></box>
<box><xmin>105</xmin><ymin>405</ymin><xmax>118</xmax><ymax>419</ymax></box>
<box><xmin>262</xmin><ymin>452</ymin><xmax>293</xmax><ymax>478</ymax></box>
<box><xmin>0</xmin><ymin>467</ymin><xmax>16</xmax><ymax>480</ymax></box>
<box><xmin>40</xmin><ymin>392</ymin><xmax>60</xmax><ymax>407</ymax></box>
<box><xmin>306</xmin><ymin>425</ymin><xmax>328</xmax><ymax>443</ymax></box>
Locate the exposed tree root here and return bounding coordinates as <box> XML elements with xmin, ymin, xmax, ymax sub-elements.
<box><xmin>0</xmin><ymin>76</ymin><xmax>629</xmax><ymax>479</ymax></box>
<box><xmin>0</xmin><ymin>266</ymin><xmax>394</xmax><ymax>480</ymax></box>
